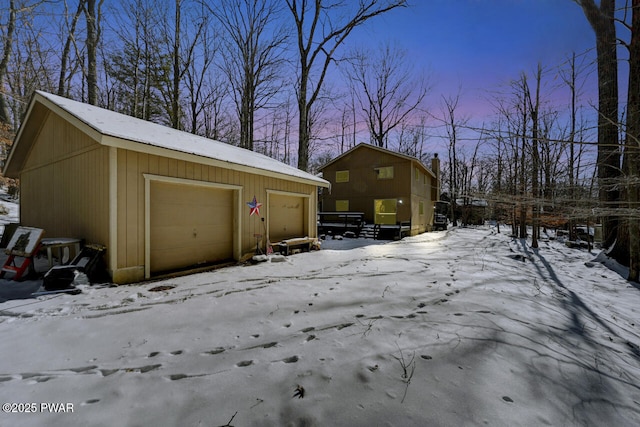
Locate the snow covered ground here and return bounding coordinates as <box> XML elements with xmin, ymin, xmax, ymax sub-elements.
<box><xmin>0</xmin><ymin>195</ymin><xmax>639</xmax><ymax>426</ymax></box>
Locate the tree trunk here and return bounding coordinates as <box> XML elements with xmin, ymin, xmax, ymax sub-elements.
<box><xmin>569</xmin><ymin>53</ymin><xmax>577</xmax><ymax>241</ymax></box>
<box><xmin>85</xmin><ymin>0</ymin><xmax>98</xmax><ymax>105</ymax></box>
<box><xmin>519</xmin><ymin>91</ymin><xmax>528</xmax><ymax>239</ymax></box>
<box><xmin>579</xmin><ymin>0</ymin><xmax>620</xmax><ymax>248</ymax></box>
<box><xmin>286</xmin><ymin>0</ymin><xmax>407</xmax><ymax>172</ymax></box>
<box><xmin>0</xmin><ymin>0</ymin><xmax>16</xmax><ymax>124</ymax></box>
<box><xmin>171</xmin><ymin>0</ymin><xmax>181</xmax><ymax>129</ymax></box>
<box><xmin>58</xmin><ymin>1</ymin><xmax>84</xmax><ymax>97</ymax></box>
<box><xmin>626</xmin><ymin>0</ymin><xmax>640</xmax><ymax>281</ymax></box>
<box><xmin>527</xmin><ymin>68</ymin><xmax>541</xmax><ymax>248</ymax></box>
<box><xmin>297</xmin><ymin>54</ymin><xmax>310</xmax><ymax>170</ymax></box>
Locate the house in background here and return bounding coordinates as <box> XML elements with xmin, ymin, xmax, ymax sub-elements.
<box><xmin>319</xmin><ymin>143</ymin><xmax>440</xmax><ymax>237</ymax></box>
<box><xmin>4</xmin><ymin>91</ymin><xmax>329</xmax><ymax>284</ymax></box>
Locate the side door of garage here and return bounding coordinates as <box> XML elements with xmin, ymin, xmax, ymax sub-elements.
<box><xmin>269</xmin><ymin>193</ymin><xmax>306</xmax><ymax>242</ymax></box>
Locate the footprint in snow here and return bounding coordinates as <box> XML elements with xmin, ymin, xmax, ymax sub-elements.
<box><xmin>168</xmin><ymin>374</ymin><xmax>189</xmax><ymax>381</ymax></box>
<box><xmin>236</xmin><ymin>360</ymin><xmax>253</xmax><ymax>367</ymax></box>
<box><xmin>337</xmin><ymin>322</ymin><xmax>354</xmax><ymax>330</ymax></box>
<box><xmin>70</xmin><ymin>365</ymin><xmax>98</xmax><ymax>373</ymax></box>
<box><xmin>201</xmin><ymin>347</ymin><xmax>226</xmax><ymax>355</ymax></box>
<box><xmin>281</xmin><ymin>356</ymin><xmax>299</xmax><ymax>363</ymax></box>
<box><xmin>131</xmin><ymin>364</ymin><xmax>162</xmax><ymax>373</ymax></box>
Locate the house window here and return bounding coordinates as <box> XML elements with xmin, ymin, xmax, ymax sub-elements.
<box><xmin>336</xmin><ymin>200</ymin><xmax>349</xmax><ymax>211</ymax></box>
<box><xmin>419</xmin><ymin>201</ymin><xmax>424</xmax><ymax>215</ymax></box>
<box><xmin>336</xmin><ymin>170</ymin><xmax>349</xmax><ymax>183</ymax></box>
<box><xmin>415</xmin><ymin>167</ymin><xmax>420</xmax><ymax>181</ymax></box>
<box><xmin>375</xmin><ymin>166</ymin><xmax>394</xmax><ymax>179</ymax></box>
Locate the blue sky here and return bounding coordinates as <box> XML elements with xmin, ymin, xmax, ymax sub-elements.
<box><xmin>352</xmin><ymin>0</ymin><xmax>598</xmax><ymax>119</ymax></box>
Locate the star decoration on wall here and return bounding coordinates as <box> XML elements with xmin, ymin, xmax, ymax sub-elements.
<box><xmin>247</xmin><ymin>196</ymin><xmax>262</xmax><ymax>216</ymax></box>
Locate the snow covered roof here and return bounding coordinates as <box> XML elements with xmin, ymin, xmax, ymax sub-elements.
<box><xmin>5</xmin><ymin>91</ymin><xmax>329</xmax><ymax>187</ymax></box>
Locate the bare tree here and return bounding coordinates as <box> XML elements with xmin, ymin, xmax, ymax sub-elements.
<box><xmin>285</xmin><ymin>0</ymin><xmax>407</xmax><ymax>171</ymax></box>
<box><xmin>625</xmin><ymin>0</ymin><xmax>639</xmax><ymax>281</ymax></box>
<box><xmin>0</xmin><ymin>0</ymin><xmax>19</xmax><ymax>125</ymax></box>
<box><xmin>575</xmin><ymin>0</ymin><xmax>621</xmax><ymax>249</ymax></box>
<box><xmin>558</xmin><ymin>52</ymin><xmax>585</xmax><ymax>239</ymax></box>
<box><xmin>396</xmin><ymin>115</ymin><xmax>428</xmax><ymax>161</ymax></box>
<box><xmin>183</xmin><ymin>14</ymin><xmax>219</xmax><ymax>135</ymax></box>
<box><xmin>522</xmin><ymin>65</ymin><xmax>542</xmax><ymax>248</ymax></box>
<box><xmin>201</xmin><ymin>76</ymin><xmax>234</xmax><ymax>141</ymax></box>
<box><xmin>208</xmin><ymin>0</ymin><xmax>288</xmax><ymax>150</ymax></box>
<box><xmin>439</xmin><ymin>93</ymin><xmax>468</xmax><ymax>226</ymax></box>
<box><xmin>58</xmin><ymin>1</ymin><xmax>84</xmax><ymax>97</ymax></box>
<box><xmin>3</xmin><ymin>1</ymin><xmax>58</xmax><ymax>127</ymax></box>
<box><xmin>106</xmin><ymin>0</ymin><xmax>166</xmax><ymax>120</ymax></box>
<box><xmin>155</xmin><ymin>0</ymin><xmax>207</xmax><ymax>129</ymax></box>
<box><xmin>345</xmin><ymin>42</ymin><xmax>428</xmax><ymax>148</ymax></box>
<box><xmin>83</xmin><ymin>0</ymin><xmax>102</xmax><ymax>105</ymax></box>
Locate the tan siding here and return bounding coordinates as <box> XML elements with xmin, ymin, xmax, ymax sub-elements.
<box><xmin>19</xmin><ymin>113</ymin><xmax>109</xmax><ymax>252</ymax></box>
<box><xmin>126</xmin><ymin>151</ymin><xmax>138</xmax><ymax>267</ymax></box>
<box><xmin>23</xmin><ymin>112</ymin><xmax>97</xmax><ymax>171</ymax></box>
<box><xmin>158</xmin><ymin>157</ymin><xmax>168</xmax><ymax>176</ymax></box>
<box><xmin>15</xmin><ymin>103</ymin><xmax>322</xmax><ymax>284</ymax></box>
<box><xmin>116</xmin><ymin>150</ymin><xmax>127</xmax><ymax>268</ymax></box>
<box><xmin>115</xmin><ymin>151</ymin><xmax>318</xmax><ymax>277</ymax></box>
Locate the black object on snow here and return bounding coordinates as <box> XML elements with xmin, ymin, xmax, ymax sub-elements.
<box><xmin>43</xmin><ymin>244</ymin><xmax>107</xmax><ymax>290</ymax></box>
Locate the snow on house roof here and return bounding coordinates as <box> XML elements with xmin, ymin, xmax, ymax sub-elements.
<box><xmin>319</xmin><ymin>143</ymin><xmax>437</xmax><ymax>179</ymax></box>
<box><xmin>10</xmin><ymin>91</ymin><xmax>329</xmax><ymax>187</ymax></box>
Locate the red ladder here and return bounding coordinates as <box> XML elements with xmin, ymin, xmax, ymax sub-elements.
<box><xmin>0</xmin><ymin>243</ymin><xmax>40</xmax><ymax>280</ymax></box>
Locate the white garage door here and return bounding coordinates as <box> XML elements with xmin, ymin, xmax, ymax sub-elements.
<box><xmin>269</xmin><ymin>194</ymin><xmax>305</xmax><ymax>242</ymax></box>
<box><xmin>150</xmin><ymin>181</ymin><xmax>233</xmax><ymax>274</ymax></box>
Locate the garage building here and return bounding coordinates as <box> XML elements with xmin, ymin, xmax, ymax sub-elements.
<box><xmin>4</xmin><ymin>91</ymin><xmax>329</xmax><ymax>283</ymax></box>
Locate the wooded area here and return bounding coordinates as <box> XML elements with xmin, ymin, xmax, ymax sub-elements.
<box><xmin>0</xmin><ymin>0</ymin><xmax>638</xmax><ymax>279</ymax></box>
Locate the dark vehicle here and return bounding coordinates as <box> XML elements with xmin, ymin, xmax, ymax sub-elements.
<box><xmin>433</xmin><ymin>213</ymin><xmax>447</xmax><ymax>231</ymax></box>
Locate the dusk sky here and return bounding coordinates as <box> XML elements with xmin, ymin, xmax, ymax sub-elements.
<box><xmin>352</xmin><ymin>0</ymin><xmax>599</xmax><ymax>121</ymax></box>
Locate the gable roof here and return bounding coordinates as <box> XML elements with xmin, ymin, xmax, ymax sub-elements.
<box><xmin>5</xmin><ymin>91</ymin><xmax>329</xmax><ymax>187</ymax></box>
<box><xmin>319</xmin><ymin>143</ymin><xmax>436</xmax><ymax>179</ymax></box>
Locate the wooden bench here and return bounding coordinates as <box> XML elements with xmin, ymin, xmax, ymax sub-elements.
<box><xmin>270</xmin><ymin>237</ymin><xmax>317</xmax><ymax>256</ymax></box>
